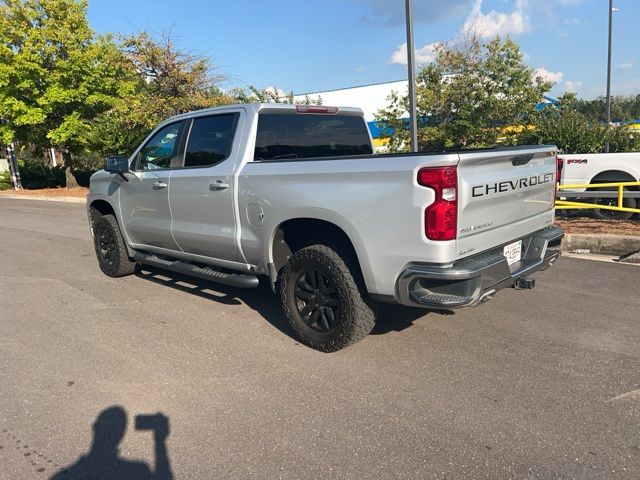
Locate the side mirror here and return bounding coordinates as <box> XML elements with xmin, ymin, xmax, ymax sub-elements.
<box><xmin>104</xmin><ymin>156</ymin><xmax>130</xmax><ymax>175</ymax></box>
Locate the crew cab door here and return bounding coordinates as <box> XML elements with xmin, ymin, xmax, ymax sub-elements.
<box><xmin>169</xmin><ymin>111</ymin><xmax>243</xmax><ymax>261</ymax></box>
<box><xmin>119</xmin><ymin>120</ymin><xmax>186</xmax><ymax>251</ymax></box>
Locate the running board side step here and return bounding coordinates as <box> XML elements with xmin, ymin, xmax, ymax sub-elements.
<box><xmin>133</xmin><ymin>253</ymin><xmax>259</xmax><ymax>288</ymax></box>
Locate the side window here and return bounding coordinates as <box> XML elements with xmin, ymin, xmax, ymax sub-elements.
<box><xmin>136</xmin><ymin>121</ymin><xmax>184</xmax><ymax>171</ymax></box>
<box><xmin>184</xmin><ymin>114</ymin><xmax>238</xmax><ymax>168</ymax></box>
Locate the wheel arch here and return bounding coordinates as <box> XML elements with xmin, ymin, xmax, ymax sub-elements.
<box><xmin>88</xmin><ymin>198</ymin><xmax>135</xmax><ymax>257</ymax></box>
<box><xmin>89</xmin><ymin>199</ymin><xmax>116</xmax><ymax>225</ymax></box>
<box><xmin>589</xmin><ymin>170</ymin><xmax>638</xmax><ymax>220</ymax></box>
<box><xmin>268</xmin><ymin>217</ymin><xmax>372</xmax><ymax>292</ymax></box>
<box><xmin>590</xmin><ymin>170</ymin><xmax>640</xmax><ymax>190</ymax></box>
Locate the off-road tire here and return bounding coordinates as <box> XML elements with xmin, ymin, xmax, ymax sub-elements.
<box><xmin>92</xmin><ymin>214</ymin><xmax>136</xmax><ymax>277</ymax></box>
<box><xmin>280</xmin><ymin>244</ymin><xmax>377</xmax><ymax>352</ymax></box>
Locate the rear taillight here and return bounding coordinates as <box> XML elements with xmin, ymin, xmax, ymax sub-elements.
<box><xmin>418</xmin><ymin>166</ymin><xmax>458</xmax><ymax>241</ymax></box>
<box><xmin>556</xmin><ymin>157</ymin><xmax>563</xmax><ymax>184</ymax></box>
<box><xmin>555</xmin><ymin>157</ymin><xmax>564</xmax><ymax>206</ymax></box>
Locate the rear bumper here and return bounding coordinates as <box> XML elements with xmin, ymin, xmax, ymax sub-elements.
<box><xmin>395</xmin><ymin>226</ymin><xmax>564</xmax><ymax>309</ymax></box>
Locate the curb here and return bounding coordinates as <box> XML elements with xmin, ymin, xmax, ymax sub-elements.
<box><xmin>562</xmin><ymin>233</ymin><xmax>640</xmax><ymax>256</ymax></box>
<box><xmin>0</xmin><ymin>194</ymin><xmax>86</xmax><ymax>204</ymax></box>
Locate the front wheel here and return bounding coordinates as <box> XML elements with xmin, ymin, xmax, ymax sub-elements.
<box><xmin>92</xmin><ymin>214</ymin><xmax>136</xmax><ymax>277</ymax></box>
<box><xmin>279</xmin><ymin>244</ymin><xmax>377</xmax><ymax>352</ymax></box>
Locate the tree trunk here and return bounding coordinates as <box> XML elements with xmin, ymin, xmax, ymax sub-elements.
<box><xmin>6</xmin><ymin>143</ymin><xmax>22</xmax><ymax>190</ymax></box>
<box><xmin>61</xmin><ymin>148</ymin><xmax>79</xmax><ymax>189</ymax></box>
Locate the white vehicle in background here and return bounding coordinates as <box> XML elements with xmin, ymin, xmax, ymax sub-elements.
<box><xmin>558</xmin><ymin>152</ymin><xmax>640</xmax><ymax>220</ymax></box>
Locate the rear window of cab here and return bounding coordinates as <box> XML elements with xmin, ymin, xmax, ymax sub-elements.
<box><xmin>254</xmin><ymin>113</ymin><xmax>373</xmax><ymax>161</ymax></box>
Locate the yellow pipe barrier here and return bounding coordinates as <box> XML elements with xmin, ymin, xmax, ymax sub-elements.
<box><xmin>555</xmin><ymin>181</ymin><xmax>640</xmax><ymax>213</ymax></box>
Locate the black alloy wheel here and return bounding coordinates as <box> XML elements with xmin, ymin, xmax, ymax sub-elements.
<box><xmin>279</xmin><ymin>244</ymin><xmax>377</xmax><ymax>352</ymax></box>
<box><xmin>98</xmin><ymin>228</ymin><xmax>118</xmax><ymax>267</ymax></box>
<box><xmin>91</xmin><ymin>213</ymin><xmax>137</xmax><ymax>277</ymax></box>
<box><xmin>294</xmin><ymin>268</ymin><xmax>341</xmax><ymax>333</ymax></box>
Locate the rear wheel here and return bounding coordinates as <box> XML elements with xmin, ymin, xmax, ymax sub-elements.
<box><xmin>592</xmin><ymin>186</ymin><xmax>636</xmax><ymax>220</ymax></box>
<box><xmin>92</xmin><ymin>213</ymin><xmax>136</xmax><ymax>277</ymax></box>
<box><xmin>279</xmin><ymin>244</ymin><xmax>377</xmax><ymax>352</ymax></box>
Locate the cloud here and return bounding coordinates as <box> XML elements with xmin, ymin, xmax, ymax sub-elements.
<box><xmin>532</xmin><ymin>67</ymin><xmax>563</xmax><ymax>84</ymax></box>
<box><xmin>619</xmin><ymin>62</ymin><xmax>634</xmax><ymax>70</ymax></box>
<box><xmin>463</xmin><ymin>0</ymin><xmax>531</xmax><ymax>38</ymax></box>
<box><xmin>354</xmin><ymin>66</ymin><xmax>366</xmax><ymax>72</ymax></box>
<box><xmin>390</xmin><ymin>42</ymin><xmax>440</xmax><ymax>66</ymax></box>
<box><xmin>359</xmin><ymin>0</ymin><xmax>473</xmax><ymax>26</ymax></box>
<box><xmin>564</xmin><ymin>80</ymin><xmax>583</xmax><ymax>92</ymax></box>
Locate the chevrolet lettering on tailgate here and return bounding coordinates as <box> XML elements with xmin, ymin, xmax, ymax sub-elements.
<box><xmin>472</xmin><ymin>173</ymin><xmax>554</xmax><ymax>197</ymax></box>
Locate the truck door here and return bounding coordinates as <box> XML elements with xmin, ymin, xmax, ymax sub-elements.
<box><xmin>169</xmin><ymin>112</ymin><xmax>243</xmax><ymax>261</ymax></box>
<box><xmin>119</xmin><ymin>120</ymin><xmax>185</xmax><ymax>251</ymax></box>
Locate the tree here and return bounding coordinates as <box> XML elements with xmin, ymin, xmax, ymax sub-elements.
<box><xmin>570</xmin><ymin>94</ymin><xmax>640</xmax><ymax>123</ymax></box>
<box><xmin>0</xmin><ymin>0</ymin><xmax>132</xmax><ymax>187</ymax></box>
<box><xmin>524</xmin><ymin>92</ymin><xmax>640</xmax><ymax>153</ymax></box>
<box><xmin>231</xmin><ymin>85</ymin><xmax>294</xmax><ymax>104</ymax></box>
<box><xmin>376</xmin><ymin>35</ymin><xmax>552</xmax><ymax>152</ymax></box>
<box><xmin>229</xmin><ymin>85</ymin><xmax>322</xmax><ymax>105</ymax></box>
<box><xmin>88</xmin><ymin>30</ymin><xmax>235</xmax><ymax>156</ymax></box>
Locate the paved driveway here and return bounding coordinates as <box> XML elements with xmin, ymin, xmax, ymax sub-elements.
<box><xmin>1</xmin><ymin>198</ymin><xmax>638</xmax><ymax>479</ymax></box>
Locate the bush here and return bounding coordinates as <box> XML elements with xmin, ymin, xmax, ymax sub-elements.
<box><xmin>0</xmin><ymin>170</ymin><xmax>12</xmax><ymax>190</ymax></box>
<box><xmin>608</xmin><ymin>126</ymin><xmax>640</xmax><ymax>153</ymax></box>
<box><xmin>523</xmin><ymin>109</ymin><xmax>608</xmax><ymax>153</ymax></box>
<box><xmin>16</xmin><ymin>163</ymin><xmax>97</xmax><ymax>189</ymax></box>
<box><xmin>17</xmin><ymin>162</ymin><xmax>66</xmax><ymax>188</ymax></box>
<box><xmin>73</xmin><ymin>169</ymin><xmax>95</xmax><ymax>187</ymax></box>
<box><xmin>524</xmin><ymin>93</ymin><xmax>640</xmax><ymax>154</ymax></box>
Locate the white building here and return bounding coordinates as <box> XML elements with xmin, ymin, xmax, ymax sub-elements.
<box><xmin>294</xmin><ymin>80</ymin><xmax>408</xmax><ymax>122</ymax></box>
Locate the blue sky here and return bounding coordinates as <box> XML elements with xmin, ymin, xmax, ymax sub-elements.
<box><xmin>87</xmin><ymin>0</ymin><xmax>639</xmax><ymax>99</ymax></box>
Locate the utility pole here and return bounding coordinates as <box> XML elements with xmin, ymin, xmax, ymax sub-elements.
<box><xmin>405</xmin><ymin>0</ymin><xmax>418</xmax><ymax>153</ymax></box>
<box><xmin>605</xmin><ymin>0</ymin><xmax>614</xmax><ymax>153</ymax></box>
<box><xmin>6</xmin><ymin>143</ymin><xmax>22</xmax><ymax>190</ymax></box>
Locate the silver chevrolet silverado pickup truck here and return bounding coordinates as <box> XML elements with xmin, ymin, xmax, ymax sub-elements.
<box><xmin>88</xmin><ymin>103</ymin><xmax>563</xmax><ymax>351</ymax></box>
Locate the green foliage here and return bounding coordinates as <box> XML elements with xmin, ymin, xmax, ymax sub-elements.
<box><xmin>0</xmin><ymin>0</ymin><xmax>129</xmax><ymax>149</ymax></box>
<box><xmin>524</xmin><ymin>93</ymin><xmax>640</xmax><ymax>153</ymax></box>
<box><xmin>1</xmin><ymin>2</ymin><xmax>234</xmax><ymax>169</ymax></box>
<box><xmin>231</xmin><ymin>85</ymin><xmax>294</xmax><ymax>103</ymax></box>
<box><xmin>87</xmin><ymin>31</ymin><xmax>235</xmax><ymax>156</ymax></box>
<box><xmin>569</xmin><ymin>94</ymin><xmax>640</xmax><ymax>123</ymax></box>
<box><xmin>608</xmin><ymin>125</ymin><xmax>640</xmax><ymax>153</ymax></box>
<box><xmin>230</xmin><ymin>86</ymin><xmax>322</xmax><ymax>105</ymax></box>
<box><xmin>17</xmin><ymin>161</ymin><xmax>65</xmax><ymax>188</ymax></box>
<box><xmin>14</xmin><ymin>161</ymin><xmax>94</xmax><ymax>188</ymax></box>
<box><xmin>0</xmin><ymin>170</ymin><xmax>12</xmax><ymax>190</ymax></box>
<box><xmin>0</xmin><ymin>0</ymin><xmax>136</xmax><ymax>186</ymax></box>
<box><xmin>376</xmin><ymin>35</ymin><xmax>551</xmax><ymax>152</ymax></box>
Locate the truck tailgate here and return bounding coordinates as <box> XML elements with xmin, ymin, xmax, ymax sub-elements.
<box><xmin>456</xmin><ymin>147</ymin><xmax>557</xmax><ymax>259</ymax></box>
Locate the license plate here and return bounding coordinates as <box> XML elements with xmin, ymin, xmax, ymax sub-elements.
<box><xmin>503</xmin><ymin>240</ymin><xmax>522</xmax><ymax>265</ymax></box>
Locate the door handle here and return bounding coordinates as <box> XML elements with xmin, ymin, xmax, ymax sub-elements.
<box><xmin>210</xmin><ymin>181</ymin><xmax>229</xmax><ymax>191</ymax></box>
<box><xmin>152</xmin><ymin>181</ymin><xmax>168</xmax><ymax>190</ymax></box>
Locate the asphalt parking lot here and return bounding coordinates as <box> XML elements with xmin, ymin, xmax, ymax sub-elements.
<box><xmin>0</xmin><ymin>198</ymin><xmax>639</xmax><ymax>479</ymax></box>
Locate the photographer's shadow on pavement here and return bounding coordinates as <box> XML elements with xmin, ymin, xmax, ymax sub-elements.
<box><xmin>50</xmin><ymin>406</ymin><xmax>173</xmax><ymax>480</ymax></box>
